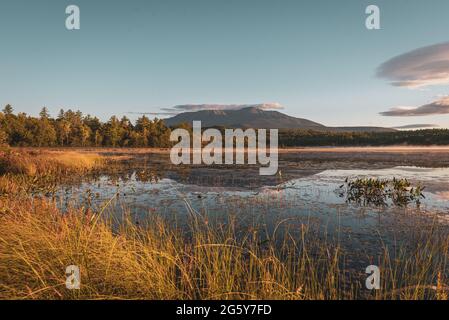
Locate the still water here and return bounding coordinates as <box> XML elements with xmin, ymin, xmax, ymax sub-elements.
<box><xmin>51</xmin><ymin>152</ymin><xmax>449</xmax><ymax>284</ymax></box>
<box><xmin>56</xmin><ymin>153</ymin><xmax>449</xmax><ymax>234</ymax></box>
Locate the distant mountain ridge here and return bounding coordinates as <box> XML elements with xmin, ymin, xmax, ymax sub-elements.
<box><xmin>162</xmin><ymin>107</ymin><xmax>396</xmax><ymax>132</ymax></box>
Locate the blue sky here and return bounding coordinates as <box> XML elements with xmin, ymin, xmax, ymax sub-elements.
<box><xmin>1</xmin><ymin>0</ymin><xmax>449</xmax><ymax>128</ymax></box>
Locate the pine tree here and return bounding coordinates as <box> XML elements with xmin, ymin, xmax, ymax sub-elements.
<box><xmin>3</xmin><ymin>104</ymin><xmax>13</xmax><ymax>115</ymax></box>
<box><xmin>57</xmin><ymin>109</ymin><xmax>65</xmax><ymax>120</ymax></box>
<box><xmin>39</xmin><ymin>107</ymin><xmax>50</xmax><ymax>119</ymax></box>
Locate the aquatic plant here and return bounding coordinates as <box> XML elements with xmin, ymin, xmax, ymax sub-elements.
<box><xmin>339</xmin><ymin>177</ymin><xmax>425</xmax><ymax>207</ymax></box>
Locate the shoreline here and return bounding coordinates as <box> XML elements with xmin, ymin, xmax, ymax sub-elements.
<box><xmin>11</xmin><ymin>145</ymin><xmax>449</xmax><ymax>154</ymax></box>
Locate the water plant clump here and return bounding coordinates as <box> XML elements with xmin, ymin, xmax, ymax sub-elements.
<box><xmin>339</xmin><ymin>177</ymin><xmax>425</xmax><ymax>207</ymax></box>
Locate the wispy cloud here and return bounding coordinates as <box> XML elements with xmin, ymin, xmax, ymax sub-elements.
<box><xmin>393</xmin><ymin>124</ymin><xmax>439</xmax><ymax>129</ymax></box>
<box><xmin>160</xmin><ymin>103</ymin><xmax>283</xmax><ymax>113</ymax></box>
<box><xmin>380</xmin><ymin>96</ymin><xmax>449</xmax><ymax>117</ymax></box>
<box><xmin>377</xmin><ymin>42</ymin><xmax>449</xmax><ymax>88</ymax></box>
<box><xmin>128</xmin><ymin>111</ymin><xmax>178</xmax><ymax>116</ymax></box>
<box><xmin>128</xmin><ymin>103</ymin><xmax>284</xmax><ymax>117</ymax></box>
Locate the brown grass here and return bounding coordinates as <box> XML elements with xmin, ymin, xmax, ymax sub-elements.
<box><xmin>0</xmin><ymin>195</ymin><xmax>447</xmax><ymax>300</ymax></box>
<box><xmin>0</xmin><ymin>197</ymin><xmax>347</xmax><ymax>300</ymax></box>
<box><xmin>0</xmin><ymin>149</ymin><xmax>104</xmax><ymax>177</ymax></box>
<box><xmin>0</xmin><ymin>148</ymin><xmax>447</xmax><ymax>300</ymax></box>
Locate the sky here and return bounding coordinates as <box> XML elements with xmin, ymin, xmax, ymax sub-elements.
<box><xmin>1</xmin><ymin>0</ymin><xmax>449</xmax><ymax>128</ymax></box>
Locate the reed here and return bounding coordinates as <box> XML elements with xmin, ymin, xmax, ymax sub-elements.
<box><xmin>0</xmin><ymin>149</ymin><xmax>104</xmax><ymax>177</ymax></box>
<box><xmin>0</xmin><ymin>149</ymin><xmax>447</xmax><ymax>300</ymax></box>
<box><xmin>0</xmin><ymin>196</ymin><xmax>447</xmax><ymax>300</ymax></box>
<box><xmin>0</xmin><ymin>149</ymin><xmax>105</xmax><ymax>196</ymax></box>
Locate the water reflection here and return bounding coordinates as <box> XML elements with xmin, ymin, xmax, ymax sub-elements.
<box><xmin>53</xmin><ymin>154</ymin><xmax>449</xmax><ymax>282</ymax></box>
<box><xmin>57</xmin><ymin>156</ymin><xmax>449</xmax><ymax>222</ymax></box>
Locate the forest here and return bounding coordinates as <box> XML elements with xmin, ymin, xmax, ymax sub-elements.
<box><xmin>278</xmin><ymin>128</ymin><xmax>449</xmax><ymax>146</ymax></box>
<box><xmin>1</xmin><ymin>104</ymin><xmax>449</xmax><ymax>147</ymax></box>
<box><xmin>0</xmin><ymin>105</ymin><xmax>172</xmax><ymax>148</ymax></box>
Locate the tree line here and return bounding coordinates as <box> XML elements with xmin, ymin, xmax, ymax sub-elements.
<box><xmin>2</xmin><ymin>104</ymin><xmax>449</xmax><ymax>147</ymax></box>
<box><xmin>0</xmin><ymin>105</ymin><xmax>172</xmax><ymax>147</ymax></box>
<box><xmin>278</xmin><ymin>128</ymin><xmax>449</xmax><ymax>146</ymax></box>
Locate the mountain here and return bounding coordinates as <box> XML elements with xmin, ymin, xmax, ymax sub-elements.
<box><xmin>162</xmin><ymin>107</ymin><xmax>396</xmax><ymax>132</ymax></box>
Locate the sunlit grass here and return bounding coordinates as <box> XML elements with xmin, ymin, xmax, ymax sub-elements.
<box><xmin>0</xmin><ymin>195</ymin><xmax>447</xmax><ymax>300</ymax></box>
<box><xmin>0</xmin><ymin>149</ymin><xmax>105</xmax><ymax>196</ymax></box>
<box><xmin>0</xmin><ymin>149</ymin><xmax>447</xmax><ymax>300</ymax></box>
<box><xmin>0</xmin><ymin>149</ymin><xmax>104</xmax><ymax>177</ymax></box>
<box><xmin>0</xmin><ymin>197</ymin><xmax>348</xmax><ymax>299</ymax></box>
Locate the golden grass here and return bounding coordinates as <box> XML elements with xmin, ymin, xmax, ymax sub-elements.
<box><xmin>0</xmin><ymin>149</ymin><xmax>105</xmax><ymax>196</ymax></box>
<box><xmin>0</xmin><ymin>148</ymin><xmax>447</xmax><ymax>300</ymax></box>
<box><xmin>0</xmin><ymin>197</ymin><xmax>346</xmax><ymax>300</ymax></box>
<box><xmin>0</xmin><ymin>149</ymin><xmax>104</xmax><ymax>177</ymax></box>
<box><xmin>0</xmin><ymin>195</ymin><xmax>447</xmax><ymax>300</ymax></box>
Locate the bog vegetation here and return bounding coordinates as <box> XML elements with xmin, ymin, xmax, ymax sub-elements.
<box><xmin>0</xmin><ymin>149</ymin><xmax>448</xmax><ymax>300</ymax></box>
<box><xmin>1</xmin><ymin>196</ymin><xmax>446</xmax><ymax>300</ymax></box>
<box><xmin>0</xmin><ymin>149</ymin><xmax>104</xmax><ymax>196</ymax></box>
<box><xmin>339</xmin><ymin>178</ymin><xmax>426</xmax><ymax>207</ymax></box>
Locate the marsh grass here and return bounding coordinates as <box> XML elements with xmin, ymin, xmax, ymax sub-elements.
<box><xmin>0</xmin><ymin>195</ymin><xmax>447</xmax><ymax>300</ymax></box>
<box><xmin>0</xmin><ymin>149</ymin><xmax>105</xmax><ymax>196</ymax></box>
<box><xmin>0</xmin><ymin>197</ymin><xmax>346</xmax><ymax>299</ymax></box>
<box><xmin>0</xmin><ymin>149</ymin><xmax>447</xmax><ymax>300</ymax></box>
<box><xmin>0</xmin><ymin>149</ymin><xmax>104</xmax><ymax>176</ymax></box>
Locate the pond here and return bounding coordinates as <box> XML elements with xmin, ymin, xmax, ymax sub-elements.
<box><xmin>49</xmin><ymin>151</ymin><xmax>449</xmax><ymax>286</ymax></box>
<box><xmin>55</xmin><ymin>153</ymin><xmax>447</xmax><ymax>241</ymax></box>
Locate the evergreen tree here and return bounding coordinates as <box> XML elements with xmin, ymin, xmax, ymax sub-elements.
<box><xmin>39</xmin><ymin>107</ymin><xmax>50</xmax><ymax>119</ymax></box>
<box><xmin>3</xmin><ymin>104</ymin><xmax>13</xmax><ymax>115</ymax></box>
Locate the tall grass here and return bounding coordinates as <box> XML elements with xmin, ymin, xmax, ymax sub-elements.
<box><xmin>0</xmin><ymin>196</ymin><xmax>447</xmax><ymax>300</ymax></box>
<box><xmin>0</xmin><ymin>148</ymin><xmax>447</xmax><ymax>300</ymax></box>
<box><xmin>0</xmin><ymin>197</ymin><xmax>346</xmax><ymax>299</ymax></box>
<box><xmin>0</xmin><ymin>149</ymin><xmax>104</xmax><ymax>176</ymax></box>
<box><xmin>0</xmin><ymin>149</ymin><xmax>104</xmax><ymax>196</ymax></box>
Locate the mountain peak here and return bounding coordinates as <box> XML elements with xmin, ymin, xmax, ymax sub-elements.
<box><xmin>163</xmin><ymin>107</ymin><xmax>323</xmax><ymax>129</ymax></box>
<box><xmin>162</xmin><ymin>107</ymin><xmax>396</xmax><ymax>132</ymax></box>
<box><xmin>240</xmin><ymin>106</ymin><xmax>265</xmax><ymax>114</ymax></box>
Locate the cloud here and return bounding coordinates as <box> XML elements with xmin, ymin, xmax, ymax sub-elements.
<box><xmin>393</xmin><ymin>124</ymin><xmax>439</xmax><ymax>129</ymax></box>
<box><xmin>161</xmin><ymin>103</ymin><xmax>283</xmax><ymax>113</ymax></box>
<box><xmin>129</xmin><ymin>103</ymin><xmax>284</xmax><ymax>117</ymax></box>
<box><xmin>380</xmin><ymin>96</ymin><xmax>449</xmax><ymax>116</ymax></box>
<box><xmin>377</xmin><ymin>42</ymin><xmax>449</xmax><ymax>88</ymax></box>
<box><xmin>128</xmin><ymin>111</ymin><xmax>178</xmax><ymax>116</ymax></box>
